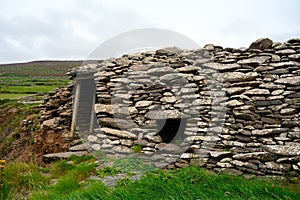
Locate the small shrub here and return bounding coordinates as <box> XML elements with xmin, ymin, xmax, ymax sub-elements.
<box><xmin>50</xmin><ymin>160</ymin><xmax>75</xmax><ymax>177</ymax></box>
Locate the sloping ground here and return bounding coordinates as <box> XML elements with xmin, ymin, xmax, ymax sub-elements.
<box><xmin>0</xmin><ymin>98</ymin><xmax>73</xmax><ymax>166</ymax></box>
<box><xmin>0</xmin><ymin>61</ymin><xmax>83</xmax><ymax>164</ymax></box>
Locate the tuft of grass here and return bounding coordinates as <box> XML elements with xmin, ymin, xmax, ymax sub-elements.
<box><xmin>30</xmin><ymin>162</ymin><xmax>97</xmax><ymax>200</ymax></box>
<box><xmin>0</xmin><ymin>162</ymin><xmax>49</xmax><ymax>199</ymax></box>
<box><xmin>132</xmin><ymin>144</ymin><xmax>142</xmax><ymax>153</ymax></box>
<box><xmin>97</xmin><ymin>167</ymin><xmax>121</xmax><ymax>178</ymax></box>
<box><xmin>50</xmin><ymin>160</ymin><xmax>75</xmax><ymax>178</ymax></box>
<box><xmin>68</xmin><ymin>155</ymin><xmax>96</xmax><ymax>165</ymax></box>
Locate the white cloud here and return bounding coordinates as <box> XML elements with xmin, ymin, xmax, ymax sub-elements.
<box><xmin>0</xmin><ymin>0</ymin><xmax>299</xmax><ymax>63</ymax></box>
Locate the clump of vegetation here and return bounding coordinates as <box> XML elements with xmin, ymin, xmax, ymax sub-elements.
<box><xmin>68</xmin><ymin>154</ymin><xmax>96</xmax><ymax>165</ymax></box>
<box><xmin>132</xmin><ymin>144</ymin><xmax>142</xmax><ymax>153</ymax></box>
<box><xmin>0</xmin><ymin>162</ymin><xmax>49</xmax><ymax>199</ymax></box>
<box><xmin>97</xmin><ymin>167</ymin><xmax>121</xmax><ymax>177</ymax></box>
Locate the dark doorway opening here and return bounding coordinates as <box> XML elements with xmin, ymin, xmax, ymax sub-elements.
<box><xmin>156</xmin><ymin>118</ymin><xmax>187</xmax><ymax>143</ymax></box>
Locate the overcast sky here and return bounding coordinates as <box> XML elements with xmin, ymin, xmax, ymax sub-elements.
<box><xmin>0</xmin><ymin>0</ymin><xmax>299</xmax><ymax>64</ymax></box>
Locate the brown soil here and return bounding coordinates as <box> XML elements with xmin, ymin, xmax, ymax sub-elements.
<box><xmin>0</xmin><ymin>104</ymin><xmax>73</xmax><ymax>167</ymax></box>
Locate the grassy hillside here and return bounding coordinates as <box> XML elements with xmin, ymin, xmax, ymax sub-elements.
<box><xmin>0</xmin><ymin>61</ymin><xmax>82</xmax><ymax>77</ymax></box>
<box><xmin>0</xmin><ymin>61</ymin><xmax>81</xmax><ymax>99</ymax></box>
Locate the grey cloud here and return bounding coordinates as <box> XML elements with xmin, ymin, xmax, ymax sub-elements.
<box><xmin>0</xmin><ymin>1</ymin><xmax>153</xmax><ymax>63</ymax></box>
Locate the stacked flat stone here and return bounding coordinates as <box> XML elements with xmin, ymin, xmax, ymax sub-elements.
<box><xmin>39</xmin><ymin>84</ymin><xmax>73</xmax><ymax>132</ymax></box>
<box><xmin>40</xmin><ymin>38</ymin><xmax>300</xmax><ymax>177</ymax></box>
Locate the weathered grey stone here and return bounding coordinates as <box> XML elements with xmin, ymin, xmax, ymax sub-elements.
<box><xmin>259</xmin><ymin>83</ymin><xmax>285</xmax><ymax>90</ymax></box>
<box><xmin>42</xmin><ymin>117</ymin><xmax>62</xmax><ymax>128</ymax></box>
<box><xmin>271</xmin><ymin>90</ymin><xmax>284</xmax><ymax>95</ymax></box>
<box><xmin>147</xmin><ymin>66</ymin><xmax>174</xmax><ymax>74</ymax></box>
<box><xmin>185</xmin><ymin>136</ymin><xmax>220</xmax><ymax>142</ymax></box>
<box><xmin>230</xmin><ymin>160</ymin><xmax>247</xmax><ymax>167</ymax></box>
<box><xmin>280</xmin><ymin>108</ymin><xmax>297</xmax><ymax>115</ymax></box>
<box><xmin>249</xmin><ymin>38</ymin><xmax>273</xmax><ymax>50</ymax></box>
<box><xmin>222</xmin><ymin>141</ymin><xmax>246</xmax><ymax>147</ymax></box>
<box><xmin>233</xmin><ymin>152</ymin><xmax>278</xmax><ymax>161</ymax></box>
<box><xmin>203</xmin><ymin>63</ymin><xmax>240</xmax><ymax>71</ymax></box>
<box><xmin>254</xmin><ymin>100</ymin><xmax>282</xmax><ymax>106</ymax></box>
<box><xmin>175</xmin><ymin>66</ymin><xmax>197</xmax><ymax>72</ymax></box>
<box><xmin>223</xmin><ymin>72</ymin><xmax>258</xmax><ymax>82</ymax></box>
<box><xmin>225</xmin><ymin>87</ymin><xmax>248</xmax><ymax>95</ymax></box>
<box><xmin>275</xmin><ymin>76</ymin><xmax>300</xmax><ymax>86</ymax></box>
<box><xmin>262</xmin><ymin>144</ymin><xmax>300</xmax><ymax>156</ymax></box>
<box><xmin>112</xmin><ymin>145</ymin><xmax>132</xmax><ymax>153</ymax></box>
<box><xmin>87</xmin><ymin>135</ymin><xmax>98</xmax><ymax>142</ymax></box>
<box><xmin>217</xmin><ymin>162</ymin><xmax>233</xmax><ymax>168</ymax></box>
<box><xmin>144</xmin><ymin>135</ymin><xmax>162</xmax><ymax>143</ymax></box>
<box><xmin>252</xmin><ymin>128</ymin><xmax>289</xmax><ymax>136</ymax></box>
<box><xmin>270</xmin><ymin>61</ymin><xmax>298</xmax><ymax>68</ymax></box>
<box><xmin>254</xmin><ymin>65</ymin><xmax>274</xmax><ymax>72</ymax></box>
<box><xmin>180</xmin><ymin>153</ymin><xmax>199</xmax><ymax>159</ymax></box>
<box><xmin>135</xmin><ymin>101</ymin><xmax>153</xmax><ymax>108</ymax></box>
<box><xmin>244</xmin><ymin>88</ymin><xmax>270</xmax><ymax>95</ymax></box>
<box><xmin>161</xmin><ymin>96</ymin><xmax>177</xmax><ymax>103</ymax></box>
<box><xmin>120</xmin><ymin>139</ymin><xmax>134</xmax><ymax>147</ymax></box>
<box><xmin>227</xmin><ymin>99</ymin><xmax>244</xmax><ymax>107</ymax></box>
<box><xmin>210</xmin><ymin>151</ymin><xmax>231</xmax><ymax>158</ymax></box>
<box><xmin>91</xmin><ymin>143</ymin><xmax>101</xmax><ymax>151</ymax></box>
<box><xmin>98</xmin><ymin>117</ymin><xmax>137</xmax><ymax>129</ymax></box>
<box><xmin>69</xmin><ymin>144</ymin><xmax>87</xmax><ymax>151</ymax></box>
<box><xmin>237</xmin><ymin>56</ymin><xmax>269</xmax><ymax>65</ymax></box>
<box><xmin>233</xmin><ymin>112</ymin><xmax>255</xmax><ymax>121</ymax></box>
<box><xmin>264</xmin><ymin>161</ymin><xmax>291</xmax><ymax>171</ymax></box>
<box><xmin>146</xmin><ymin>109</ymin><xmax>186</xmax><ymax>119</ymax></box>
<box><xmin>101</xmin><ymin>127</ymin><xmax>137</xmax><ymax>140</ymax></box>
<box><xmin>42</xmin><ymin>151</ymin><xmax>89</xmax><ymax>163</ymax></box>
<box><xmin>275</xmin><ymin>49</ymin><xmax>296</xmax><ymax>55</ymax></box>
<box><xmin>159</xmin><ymin>73</ymin><xmax>185</xmax><ymax>82</ymax></box>
<box><xmin>192</xmin><ymin>98</ymin><xmax>212</xmax><ymax>106</ymax></box>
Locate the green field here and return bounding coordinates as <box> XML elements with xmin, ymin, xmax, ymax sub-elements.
<box><xmin>0</xmin><ymin>61</ymin><xmax>81</xmax><ymax>99</ymax></box>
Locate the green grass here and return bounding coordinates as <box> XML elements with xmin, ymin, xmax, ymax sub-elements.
<box><xmin>0</xmin><ymin>75</ymin><xmax>69</xmax><ymax>99</ymax></box>
<box><xmin>0</xmin><ymin>93</ymin><xmax>33</xmax><ymax>99</ymax></box>
<box><xmin>1</xmin><ymin>156</ymin><xmax>299</xmax><ymax>200</ymax></box>
<box><xmin>1</xmin><ymin>85</ymin><xmax>59</xmax><ymax>93</ymax></box>
<box><xmin>0</xmin><ymin>162</ymin><xmax>50</xmax><ymax>199</ymax></box>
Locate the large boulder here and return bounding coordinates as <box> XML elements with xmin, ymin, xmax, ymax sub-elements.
<box><xmin>249</xmin><ymin>38</ymin><xmax>273</xmax><ymax>50</ymax></box>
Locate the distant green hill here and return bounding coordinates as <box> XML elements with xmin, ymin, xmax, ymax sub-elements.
<box><xmin>0</xmin><ymin>60</ymin><xmax>82</xmax><ymax>99</ymax></box>
<box><xmin>0</xmin><ymin>60</ymin><xmax>82</xmax><ymax>77</ymax></box>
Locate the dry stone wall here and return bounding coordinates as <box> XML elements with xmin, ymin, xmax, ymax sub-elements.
<box><xmin>41</xmin><ymin>38</ymin><xmax>300</xmax><ymax>177</ymax></box>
